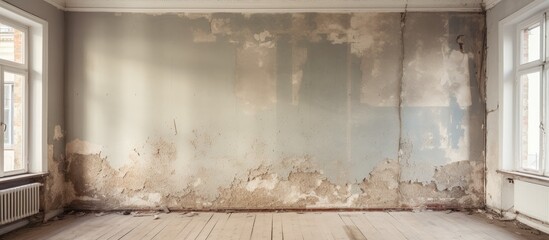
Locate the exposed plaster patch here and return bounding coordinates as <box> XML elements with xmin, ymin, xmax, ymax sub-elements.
<box><xmin>65</xmin><ymin>137</ymin><xmax>177</xmax><ymax>209</ymax></box>
<box><xmin>433</xmin><ymin>160</ymin><xmax>484</xmax><ymax>193</ymax></box>
<box><xmin>44</xmin><ymin>144</ymin><xmax>73</xmax><ymax>211</ymax></box>
<box><xmin>246</xmin><ymin>173</ymin><xmax>278</xmax><ymax>191</ymax></box>
<box><xmin>121</xmin><ymin>196</ymin><xmax>156</xmax><ymax>207</ymax></box>
<box><xmin>180</xmin><ymin>13</ymin><xmax>211</xmax><ymax>21</ymax></box>
<box><xmin>253</xmin><ymin>30</ymin><xmax>275</xmax><ymax>48</ymax></box>
<box><xmin>192</xmin><ymin>178</ymin><xmax>203</xmax><ymax>187</ymax></box>
<box><xmin>53</xmin><ymin>125</ymin><xmax>64</xmax><ymax>141</ymax></box>
<box><xmin>192</xmin><ymin>28</ymin><xmax>217</xmax><ymax>43</ymax></box>
<box><xmin>443</xmin><ymin>49</ymin><xmax>473</xmax><ymax>108</ymax></box>
<box><xmin>66</xmin><ymin>139</ymin><xmax>103</xmax><ymax>156</ymax></box>
<box><xmin>444</xmin><ymin>128</ymin><xmax>471</xmax><ymax>162</ymax></box>
<box><xmin>210</xmin><ymin>18</ymin><xmax>231</xmax><ymax>35</ymax></box>
<box><xmin>65</xmin><ymin>142</ymin><xmax>483</xmax><ymax>210</ymax></box>
<box><xmin>348</xmin><ymin>14</ymin><xmax>377</xmax><ymax>57</ymax></box>
<box><xmin>312</xmin><ymin>14</ymin><xmax>349</xmax><ymax>45</ymax></box>
<box><xmin>212</xmin><ymin>168</ymin><xmax>358</xmax><ymax>209</ymax></box>
<box><xmin>355</xmin><ymin>160</ymin><xmax>400</xmax><ymax>208</ymax></box>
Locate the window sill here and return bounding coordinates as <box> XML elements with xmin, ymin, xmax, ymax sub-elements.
<box><xmin>497</xmin><ymin>170</ymin><xmax>549</xmax><ymax>187</ymax></box>
<box><xmin>0</xmin><ymin>172</ymin><xmax>48</xmax><ymax>184</ymax></box>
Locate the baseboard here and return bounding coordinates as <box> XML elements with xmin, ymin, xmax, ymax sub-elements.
<box><xmin>487</xmin><ymin>205</ymin><xmax>549</xmax><ymax>234</ymax></box>
<box><xmin>66</xmin><ymin>206</ymin><xmax>482</xmax><ymax>213</ymax></box>
<box><xmin>516</xmin><ymin>214</ymin><xmax>549</xmax><ymax>234</ymax></box>
<box><xmin>0</xmin><ymin>219</ymin><xmax>29</xmax><ymax>236</ymax></box>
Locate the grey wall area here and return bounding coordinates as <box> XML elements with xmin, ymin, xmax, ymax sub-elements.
<box><xmin>65</xmin><ymin>12</ymin><xmax>486</xmax><ymax>210</ymax></box>
<box><xmin>3</xmin><ymin>0</ymin><xmax>66</xmax><ymax>212</ymax></box>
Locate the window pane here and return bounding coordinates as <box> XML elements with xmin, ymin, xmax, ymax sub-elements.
<box><xmin>519</xmin><ymin>71</ymin><xmax>542</xmax><ymax>171</ymax></box>
<box><xmin>3</xmin><ymin>72</ymin><xmax>24</xmax><ymax>172</ymax></box>
<box><xmin>0</xmin><ymin>23</ymin><xmax>24</xmax><ymax>64</ymax></box>
<box><xmin>521</xmin><ymin>23</ymin><xmax>541</xmax><ymax>64</ymax></box>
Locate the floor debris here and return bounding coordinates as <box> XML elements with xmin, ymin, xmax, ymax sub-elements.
<box><xmin>95</xmin><ymin>212</ymin><xmax>106</xmax><ymax>217</ymax></box>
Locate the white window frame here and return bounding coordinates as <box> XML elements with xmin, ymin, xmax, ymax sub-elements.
<box><xmin>501</xmin><ymin>2</ymin><xmax>549</xmax><ymax>177</ymax></box>
<box><xmin>0</xmin><ymin>67</ymin><xmax>28</xmax><ymax>177</ymax></box>
<box><xmin>514</xmin><ymin>66</ymin><xmax>545</xmax><ymax>175</ymax></box>
<box><xmin>0</xmin><ymin>16</ymin><xmax>28</xmax><ymax>177</ymax></box>
<box><xmin>0</xmin><ymin>2</ymin><xmax>48</xmax><ymax>178</ymax></box>
<box><xmin>0</xmin><ymin>15</ymin><xmax>28</xmax><ymax>70</ymax></box>
<box><xmin>515</xmin><ymin>12</ymin><xmax>547</xmax><ymax>176</ymax></box>
<box><xmin>516</xmin><ymin>14</ymin><xmax>545</xmax><ymax>68</ymax></box>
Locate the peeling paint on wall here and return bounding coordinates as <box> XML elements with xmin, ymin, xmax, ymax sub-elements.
<box><xmin>66</xmin><ymin>139</ymin><xmax>103</xmax><ymax>156</ymax></box>
<box><xmin>65</xmin><ymin>12</ymin><xmax>486</xmax><ymax>210</ymax></box>
<box><xmin>44</xmin><ymin>125</ymin><xmax>71</xmax><ymax>212</ymax></box>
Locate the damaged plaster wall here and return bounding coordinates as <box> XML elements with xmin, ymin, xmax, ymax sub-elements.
<box><xmin>2</xmin><ymin>0</ymin><xmax>67</xmax><ymax>212</ymax></box>
<box><xmin>65</xmin><ymin>12</ymin><xmax>486</xmax><ymax>210</ymax></box>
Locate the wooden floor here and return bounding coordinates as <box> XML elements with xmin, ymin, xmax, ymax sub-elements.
<box><xmin>3</xmin><ymin>211</ymin><xmax>548</xmax><ymax>240</ymax></box>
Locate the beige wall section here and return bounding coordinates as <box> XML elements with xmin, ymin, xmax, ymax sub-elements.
<box><xmin>2</xmin><ymin>0</ymin><xmax>67</xmax><ymax>211</ymax></box>
<box><xmin>65</xmin><ymin>12</ymin><xmax>486</xmax><ymax>210</ymax></box>
<box><xmin>485</xmin><ymin>0</ymin><xmax>533</xmax><ymax>211</ymax></box>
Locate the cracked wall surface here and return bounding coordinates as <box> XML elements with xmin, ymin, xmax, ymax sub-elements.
<box><xmin>65</xmin><ymin>12</ymin><xmax>486</xmax><ymax>210</ymax></box>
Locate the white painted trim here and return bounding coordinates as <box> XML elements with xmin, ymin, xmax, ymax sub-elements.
<box><xmin>490</xmin><ymin>205</ymin><xmax>549</xmax><ymax>234</ymax></box>
<box><xmin>61</xmin><ymin>0</ymin><xmax>483</xmax><ymax>12</ymax></box>
<box><xmin>498</xmin><ymin>170</ymin><xmax>549</xmax><ymax>186</ymax></box>
<box><xmin>517</xmin><ymin>214</ymin><xmax>549</xmax><ymax>234</ymax></box>
<box><xmin>43</xmin><ymin>0</ymin><xmax>66</xmax><ymax>10</ymax></box>
<box><xmin>500</xmin><ymin>0</ymin><xmax>549</xmax><ymax>26</ymax></box>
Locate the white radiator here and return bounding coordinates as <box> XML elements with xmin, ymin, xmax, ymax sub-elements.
<box><xmin>0</xmin><ymin>183</ymin><xmax>41</xmax><ymax>225</ymax></box>
<box><xmin>515</xmin><ymin>180</ymin><xmax>549</xmax><ymax>223</ymax></box>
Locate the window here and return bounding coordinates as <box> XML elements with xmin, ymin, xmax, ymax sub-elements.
<box><xmin>0</xmin><ymin>17</ymin><xmax>27</xmax><ymax>177</ymax></box>
<box><xmin>515</xmin><ymin>11</ymin><xmax>549</xmax><ymax>176</ymax></box>
<box><xmin>0</xmin><ymin>2</ymin><xmax>47</xmax><ymax>178</ymax></box>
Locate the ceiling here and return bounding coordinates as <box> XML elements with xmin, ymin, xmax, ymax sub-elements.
<box><xmin>44</xmin><ymin>0</ymin><xmax>501</xmax><ymax>12</ymax></box>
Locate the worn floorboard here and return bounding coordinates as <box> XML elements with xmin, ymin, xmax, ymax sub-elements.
<box><xmin>2</xmin><ymin>211</ymin><xmax>547</xmax><ymax>240</ymax></box>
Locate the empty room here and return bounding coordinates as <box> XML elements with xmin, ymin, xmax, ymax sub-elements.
<box><xmin>0</xmin><ymin>0</ymin><xmax>549</xmax><ymax>239</ymax></box>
